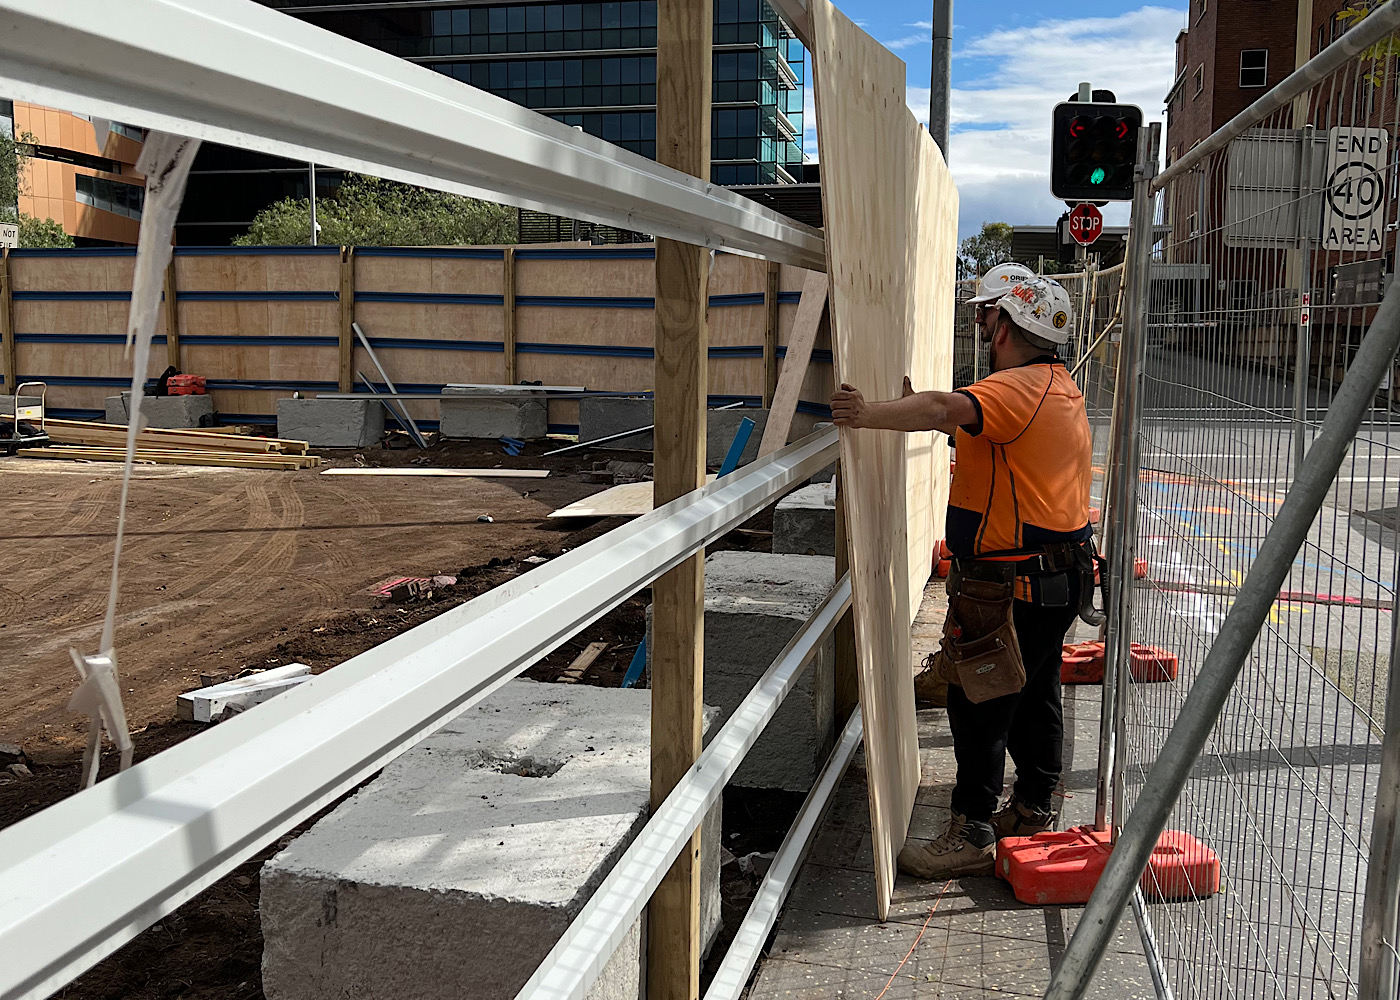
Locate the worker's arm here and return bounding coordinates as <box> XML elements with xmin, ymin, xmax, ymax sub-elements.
<box><xmin>830</xmin><ymin>377</ymin><xmax>977</xmax><ymax>436</ymax></box>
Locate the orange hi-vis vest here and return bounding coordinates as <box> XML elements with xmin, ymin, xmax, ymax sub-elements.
<box><xmin>947</xmin><ymin>357</ymin><xmax>1093</xmax><ymax>598</ymax></box>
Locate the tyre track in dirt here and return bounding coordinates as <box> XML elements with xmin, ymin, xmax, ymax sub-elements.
<box><xmin>2</xmin><ymin>456</ymin><xmax>590</xmax><ymax>755</ymax></box>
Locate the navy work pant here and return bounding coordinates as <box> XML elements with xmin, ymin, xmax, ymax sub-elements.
<box><xmin>946</xmin><ymin>598</ymin><xmax>1079</xmax><ymax>822</ymax></box>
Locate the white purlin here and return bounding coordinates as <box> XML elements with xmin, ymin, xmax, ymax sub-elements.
<box><xmin>0</xmin><ymin>0</ymin><xmax>824</xmax><ymax>269</ymax></box>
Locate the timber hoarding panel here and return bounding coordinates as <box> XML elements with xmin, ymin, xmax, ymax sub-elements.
<box><xmin>8</xmin><ymin>246</ymin><xmax>833</xmax><ymax>428</ymax></box>
<box><xmin>812</xmin><ymin>0</ymin><xmax>955</xmax><ymax>921</ymax></box>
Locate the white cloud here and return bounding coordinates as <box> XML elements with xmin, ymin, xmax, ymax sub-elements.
<box><xmin>885</xmin><ymin>32</ymin><xmax>931</xmax><ymax>50</ymax></box>
<box><xmin>938</xmin><ymin>6</ymin><xmax>1181</xmax><ymax>239</ymax></box>
<box><xmin>907</xmin><ymin>20</ymin><xmax>934</xmax><ymax>30</ymax></box>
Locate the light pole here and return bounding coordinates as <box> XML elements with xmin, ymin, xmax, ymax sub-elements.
<box><xmin>929</xmin><ymin>0</ymin><xmax>952</xmax><ymax>158</ymax></box>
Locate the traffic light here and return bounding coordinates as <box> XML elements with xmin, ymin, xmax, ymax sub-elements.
<box><xmin>1051</xmin><ymin>102</ymin><xmax>1143</xmax><ymax>202</ymax></box>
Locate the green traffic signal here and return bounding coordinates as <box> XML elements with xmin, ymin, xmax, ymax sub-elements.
<box><xmin>1090</xmin><ymin>166</ymin><xmax>1107</xmax><ymax>185</ymax></box>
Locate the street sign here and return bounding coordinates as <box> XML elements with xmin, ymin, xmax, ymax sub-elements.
<box><xmin>1322</xmin><ymin>127</ymin><xmax>1389</xmax><ymax>252</ymax></box>
<box><xmin>1300</xmin><ymin>291</ymin><xmax>1311</xmax><ymax>328</ymax></box>
<box><xmin>0</xmin><ymin>223</ymin><xmax>17</xmax><ymax>249</ymax></box>
<box><xmin>1067</xmin><ymin>203</ymin><xmax>1103</xmax><ymax>245</ymax></box>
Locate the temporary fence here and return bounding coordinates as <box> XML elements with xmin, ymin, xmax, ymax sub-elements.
<box><xmin>1052</xmin><ymin>6</ymin><xmax>1400</xmax><ymax>999</ymax></box>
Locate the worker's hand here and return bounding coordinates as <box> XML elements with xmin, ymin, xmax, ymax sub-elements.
<box><xmin>902</xmin><ymin>376</ymin><xmax>915</xmax><ymax>397</ymax></box>
<box><xmin>831</xmin><ymin>383</ymin><xmax>871</xmax><ymax>427</ymax></box>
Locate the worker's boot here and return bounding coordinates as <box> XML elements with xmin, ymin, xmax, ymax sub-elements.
<box><xmin>991</xmin><ymin>797</ymin><xmax>1057</xmax><ymax>839</ymax></box>
<box><xmin>897</xmin><ymin>812</ymin><xmax>996</xmax><ymax>879</ymax></box>
<box><xmin>913</xmin><ymin>652</ymin><xmax>949</xmax><ymax>707</ymax></box>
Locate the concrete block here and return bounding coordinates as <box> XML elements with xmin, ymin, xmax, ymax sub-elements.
<box><xmin>105</xmin><ymin>391</ymin><xmax>214</xmax><ymax>428</ymax></box>
<box><xmin>0</xmin><ymin>396</ymin><xmax>42</xmax><ymax>418</ymax></box>
<box><xmin>276</xmin><ymin>398</ymin><xmax>384</xmax><ymax>449</ymax></box>
<box><xmin>774</xmin><ymin>482</ymin><xmax>837</xmax><ymax>556</ymax></box>
<box><xmin>440</xmin><ymin>385</ymin><xmax>547</xmax><ymax>440</ymax></box>
<box><xmin>260</xmin><ymin>680</ymin><xmax>721</xmax><ymax>1000</ymax></box>
<box><xmin>648</xmin><ymin>552</ymin><xmax>836</xmax><ymax>792</ymax></box>
<box><xmin>578</xmin><ymin>397</ymin><xmax>769</xmax><ymax>465</ymax></box>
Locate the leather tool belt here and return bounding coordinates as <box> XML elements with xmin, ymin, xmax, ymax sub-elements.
<box><xmin>929</xmin><ymin>539</ymin><xmax>1106</xmax><ymax>705</ymax></box>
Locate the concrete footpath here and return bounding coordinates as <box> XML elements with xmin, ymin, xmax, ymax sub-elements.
<box><xmin>746</xmin><ymin>590</ymin><xmax>1156</xmax><ymax>999</ymax></box>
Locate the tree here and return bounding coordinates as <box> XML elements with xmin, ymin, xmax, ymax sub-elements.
<box><xmin>1</xmin><ymin>130</ymin><xmax>73</xmax><ymax>247</ymax></box>
<box><xmin>16</xmin><ymin>214</ymin><xmax>74</xmax><ymax>248</ymax></box>
<box><xmin>233</xmin><ymin>174</ymin><xmax>518</xmax><ymax>247</ymax></box>
<box><xmin>958</xmin><ymin>221</ymin><xmax>1014</xmax><ymax>278</ymax></box>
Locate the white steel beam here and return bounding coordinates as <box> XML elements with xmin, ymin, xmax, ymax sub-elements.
<box><xmin>0</xmin><ymin>0</ymin><xmax>825</xmax><ymax>270</ymax></box>
<box><xmin>702</xmin><ymin>707</ymin><xmax>864</xmax><ymax>1000</ymax></box>
<box><xmin>0</xmin><ymin>428</ymin><xmax>838</xmax><ymax>1000</ymax></box>
<box><xmin>514</xmin><ymin>575</ymin><xmax>853</xmax><ymax>1000</ymax></box>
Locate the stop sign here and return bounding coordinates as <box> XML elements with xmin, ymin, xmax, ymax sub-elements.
<box><xmin>1068</xmin><ymin>203</ymin><xmax>1104</xmax><ymax>245</ymax></box>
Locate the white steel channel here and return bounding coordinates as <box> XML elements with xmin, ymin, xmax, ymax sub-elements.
<box><xmin>0</xmin><ymin>0</ymin><xmax>826</xmax><ymax>270</ymax></box>
<box><xmin>0</xmin><ymin>428</ymin><xmax>839</xmax><ymax>1000</ymax></box>
<box><xmin>514</xmin><ymin>575</ymin><xmax>854</xmax><ymax>1000</ymax></box>
<box><xmin>703</xmin><ymin>706</ymin><xmax>865</xmax><ymax>1000</ymax></box>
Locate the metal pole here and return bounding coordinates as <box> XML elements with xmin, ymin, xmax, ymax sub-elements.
<box><xmin>308</xmin><ymin>162</ymin><xmax>317</xmax><ymax>246</ymax></box>
<box><xmin>1294</xmin><ymin>125</ymin><xmax>1315</xmax><ymax>475</ymax></box>
<box><xmin>1359</xmin><ymin>547</ymin><xmax>1400</xmax><ymax>999</ymax></box>
<box><xmin>928</xmin><ymin>0</ymin><xmax>951</xmax><ymax>158</ymax></box>
<box><xmin>1093</xmin><ymin>124</ymin><xmax>1158</xmax><ymax>833</ymax></box>
<box><xmin>1046</xmin><ymin>241</ymin><xmax>1400</xmax><ymax>1000</ymax></box>
<box><xmin>351</xmin><ymin>322</ymin><xmax>427</xmax><ymax>449</ymax></box>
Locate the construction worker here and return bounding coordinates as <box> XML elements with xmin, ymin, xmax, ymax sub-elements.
<box><xmin>829</xmin><ymin>273</ymin><xmax>1098</xmax><ymax>880</ymax></box>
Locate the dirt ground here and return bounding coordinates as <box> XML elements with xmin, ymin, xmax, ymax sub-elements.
<box><xmin>0</xmin><ymin>436</ymin><xmax>784</xmax><ymax>1000</ymax></box>
<box><xmin>0</xmin><ymin>439</ymin><xmax>615</xmax><ymax>760</ymax></box>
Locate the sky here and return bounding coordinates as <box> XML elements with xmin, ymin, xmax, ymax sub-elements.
<box><xmin>802</xmin><ymin>2</ymin><xmax>1191</xmax><ymax>239</ymax></box>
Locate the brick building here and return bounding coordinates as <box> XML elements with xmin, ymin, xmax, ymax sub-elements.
<box><xmin>1161</xmin><ymin>0</ymin><xmax>1398</xmax><ymax>375</ymax></box>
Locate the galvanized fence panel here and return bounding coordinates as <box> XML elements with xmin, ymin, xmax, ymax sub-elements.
<box><xmin>1112</xmin><ymin>26</ymin><xmax>1400</xmax><ymax>1000</ymax></box>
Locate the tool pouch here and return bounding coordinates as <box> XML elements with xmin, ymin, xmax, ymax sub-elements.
<box><xmin>942</xmin><ymin>563</ymin><xmax>1025</xmax><ymax>704</ymax></box>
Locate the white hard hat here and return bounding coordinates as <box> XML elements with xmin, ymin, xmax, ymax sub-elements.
<box><xmin>993</xmin><ymin>276</ymin><xmax>1075</xmax><ymax>346</ymax></box>
<box><xmin>968</xmin><ymin>262</ymin><xmax>1035</xmax><ymax>305</ymax></box>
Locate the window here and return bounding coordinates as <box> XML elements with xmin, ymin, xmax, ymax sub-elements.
<box><xmin>1193</xmin><ymin>64</ymin><xmax>1204</xmax><ymax>97</ymax></box>
<box><xmin>1186</xmin><ymin>211</ymin><xmax>1198</xmax><ymax>236</ymax></box>
<box><xmin>1239</xmin><ymin>49</ymin><xmax>1267</xmax><ymax>88</ymax></box>
<box><xmin>74</xmin><ymin>174</ymin><xmax>144</xmax><ymax>220</ymax></box>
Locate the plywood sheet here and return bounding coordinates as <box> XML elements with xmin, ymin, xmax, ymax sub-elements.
<box><xmin>548</xmin><ymin>475</ymin><xmax>717</xmax><ymax>518</ymax></box>
<box><xmin>811</xmin><ymin>0</ymin><xmax>957</xmax><ymax>921</ymax></box>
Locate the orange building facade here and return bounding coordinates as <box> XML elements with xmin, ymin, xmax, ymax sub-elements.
<box><xmin>12</xmin><ymin>102</ymin><xmax>147</xmax><ymax>246</ymax></box>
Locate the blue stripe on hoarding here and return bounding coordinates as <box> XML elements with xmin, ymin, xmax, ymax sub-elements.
<box><xmin>18</xmin><ymin>375</ymin><xmax>129</xmax><ymax>387</ymax></box>
<box><xmin>173</xmin><ymin>246</ymin><xmax>342</xmax><ymax>257</ymax></box>
<box><xmin>182</xmin><ymin>335</ymin><xmax>338</xmax><ymax>347</ymax></box>
<box><xmin>9</xmin><ymin>248</ymin><xmax>136</xmax><ymax>258</ymax></box>
<box><xmin>514</xmin><ymin>248</ymin><xmax>656</xmax><ymax>260</ymax></box>
<box><xmin>12</xmin><ymin>290</ymin><xmax>131</xmax><ymax>301</ymax></box>
<box><xmin>354</xmin><ymin>247</ymin><xmax>505</xmax><ymax>260</ymax></box>
<box><xmin>516</xmin><ymin>295</ymin><xmax>653</xmax><ymax>310</ymax></box>
<box><xmin>177</xmin><ymin>291</ymin><xmax>339</xmax><ymax>302</ymax></box>
<box><xmin>356</xmin><ymin>291</ymin><xmax>503</xmax><ymax>306</ymax></box>
<box><xmin>516</xmin><ymin>342</ymin><xmax>653</xmax><ymax>358</ymax></box>
<box><xmin>368</xmin><ymin>337</ymin><xmax>504</xmax><ymax>352</ymax></box>
<box><xmin>14</xmin><ymin>333</ymin><xmax>167</xmax><ymax>344</ymax></box>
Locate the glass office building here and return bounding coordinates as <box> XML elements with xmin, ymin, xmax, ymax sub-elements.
<box><xmin>289</xmin><ymin>0</ymin><xmax>806</xmax><ymax>185</ymax></box>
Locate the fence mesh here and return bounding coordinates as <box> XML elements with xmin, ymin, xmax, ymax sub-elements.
<box><xmin>1117</xmin><ymin>22</ymin><xmax>1400</xmax><ymax>999</ymax></box>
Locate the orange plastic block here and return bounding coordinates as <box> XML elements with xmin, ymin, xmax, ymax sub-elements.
<box><xmin>1133</xmin><ymin>557</ymin><xmax>1149</xmax><ymax>580</ymax></box>
<box><xmin>1129</xmin><ymin>642</ymin><xmax>1178</xmax><ymax>682</ymax></box>
<box><xmin>1061</xmin><ymin>641</ymin><xmax>1105</xmax><ymax>684</ymax></box>
<box><xmin>997</xmin><ymin>826</ymin><xmax>1220</xmax><ymax>905</ymax></box>
<box><xmin>1089</xmin><ymin>506</ymin><xmax>1101</xmax><ymax>525</ymax></box>
<box><xmin>935</xmin><ymin>558</ymin><xmax>952</xmax><ymax>579</ymax></box>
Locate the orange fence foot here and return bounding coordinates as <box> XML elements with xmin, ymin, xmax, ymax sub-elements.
<box><xmin>997</xmin><ymin>826</ymin><xmax>1220</xmax><ymax>905</ymax></box>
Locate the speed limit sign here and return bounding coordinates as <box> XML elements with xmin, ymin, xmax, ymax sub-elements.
<box><xmin>1323</xmin><ymin>127</ymin><xmax>1389</xmax><ymax>252</ymax></box>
